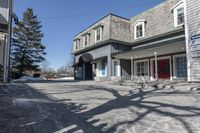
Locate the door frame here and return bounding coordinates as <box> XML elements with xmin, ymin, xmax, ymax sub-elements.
<box><xmin>150</xmin><ymin>56</ymin><xmax>172</xmax><ymax>81</ymax></box>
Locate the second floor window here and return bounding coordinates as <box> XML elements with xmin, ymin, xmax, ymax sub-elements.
<box><xmin>74</xmin><ymin>39</ymin><xmax>80</xmax><ymax>51</ymax></box>
<box><xmin>134</xmin><ymin>21</ymin><xmax>145</xmax><ymax>39</ymax></box>
<box><xmin>83</xmin><ymin>35</ymin><xmax>89</xmax><ymax>47</ymax></box>
<box><xmin>177</xmin><ymin>8</ymin><xmax>184</xmax><ymax>25</ymax></box>
<box><xmin>172</xmin><ymin>1</ymin><xmax>184</xmax><ymax>27</ymax></box>
<box><xmin>136</xmin><ymin>24</ymin><xmax>143</xmax><ymax>38</ymax></box>
<box><xmin>95</xmin><ymin>27</ymin><xmax>102</xmax><ymax>42</ymax></box>
<box><xmin>83</xmin><ymin>35</ymin><xmax>88</xmax><ymax>47</ymax></box>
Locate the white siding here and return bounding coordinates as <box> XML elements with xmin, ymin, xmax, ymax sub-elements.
<box><xmin>185</xmin><ymin>0</ymin><xmax>200</xmax><ymax>81</ymax></box>
<box><xmin>0</xmin><ymin>0</ymin><xmax>9</xmax><ymax>24</ymax></box>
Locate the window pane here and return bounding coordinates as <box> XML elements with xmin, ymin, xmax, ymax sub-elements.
<box><xmin>176</xmin><ymin>56</ymin><xmax>187</xmax><ymax>77</ymax></box>
<box><xmin>136</xmin><ymin>25</ymin><xmax>143</xmax><ymax>38</ymax></box>
<box><xmin>101</xmin><ymin>61</ymin><xmax>106</xmax><ymax>75</ymax></box>
<box><xmin>84</xmin><ymin>36</ymin><xmax>87</xmax><ymax>46</ymax></box>
<box><xmin>96</xmin><ymin>28</ymin><xmax>101</xmax><ymax>41</ymax></box>
<box><xmin>114</xmin><ymin>61</ymin><xmax>119</xmax><ymax>76</ymax></box>
<box><xmin>136</xmin><ymin>61</ymin><xmax>148</xmax><ymax>76</ymax></box>
<box><xmin>177</xmin><ymin>8</ymin><xmax>184</xmax><ymax>25</ymax></box>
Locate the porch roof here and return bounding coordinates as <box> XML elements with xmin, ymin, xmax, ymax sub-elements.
<box><xmin>113</xmin><ymin>34</ymin><xmax>186</xmax><ymax>60</ymax></box>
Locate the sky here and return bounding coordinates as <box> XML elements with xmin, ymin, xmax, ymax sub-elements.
<box><xmin>14</xmin><ymin>0</ymin><xmax>164</xmax><ymax>70</ymax></box>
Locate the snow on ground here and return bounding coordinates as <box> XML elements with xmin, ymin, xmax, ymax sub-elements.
<box><xmin>53</xmin><ymin>77</ymin><xmax>74</xmax><ymax>80</ymax></box>
<box><xmin>12</xmin><ymin>76</ymin><xmax>45</xmax><ymax>82</ymax></box>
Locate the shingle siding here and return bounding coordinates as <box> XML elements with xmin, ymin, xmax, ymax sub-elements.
<box><xmin>110</xmin><ymin>15</ymin><xmax>130</xmax><ymax>43</ymax></box>
<box><xmin>74</xmin><ymin>16</ymin><xmax>111</xmax><ymax>51</ymax></box>
<box><xmin>73</xmin><ymin>0</ymin><xmax>182</xmax><ymax>53</ymax></box>
<box><xmin>130</xmin><ymin>0</ymin><xmax>181</xmax><ymax>43</ymax></box>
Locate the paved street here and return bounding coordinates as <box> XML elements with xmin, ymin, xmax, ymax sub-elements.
<box><xmin>1</xmin><ymin>81</ymin><xmax>200</xmax><ymax>133</ymax></box>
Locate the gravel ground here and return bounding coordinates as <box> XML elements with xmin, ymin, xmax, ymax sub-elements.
<box><xmin>0</xmin><ymin>81</ymin><xmax>200</xmax><ymax>133</ymax></box>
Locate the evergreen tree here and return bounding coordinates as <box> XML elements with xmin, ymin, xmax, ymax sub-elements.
<box><xmin>11</xmin><ymin>8</ymin><xmax>46</xmax><ymax>76</ymax></box>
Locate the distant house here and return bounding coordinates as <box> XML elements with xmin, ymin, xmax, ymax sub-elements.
<box><xmin>0</xmin><ymin>0</ymin><xmax>13</xmax><ymax>84</ymax></box>
<box><xmin>72</xmin><ymin>0</ymin><xmax>200</xmax><ymax>82</ymax></box>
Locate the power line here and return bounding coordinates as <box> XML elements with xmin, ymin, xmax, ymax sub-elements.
<box><xmin>39</xmin><ymin>0</ymin><xmax>165</xmax><ymax>20</ymax></box>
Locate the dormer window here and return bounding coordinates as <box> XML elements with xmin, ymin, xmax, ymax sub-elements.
<box><xmin>177</xmin><ymin>8</ymin><xmax>184</xmax><ymax>26</ymax></box>
<box><xmin>74</xmin><ymin>39</ymin><xmax>80</xmax><ymax>51</ymax></box>
<box><xmin>134</xmin><ymin>21</ymin><xmax>145</xmax><ymax>39</ymax></box>
<box><xmin>172</xmin><ymin>1</ymin><xmax>184</xmax><ymax>27</ymax></box>
<box><xmin>83</xmin><ymin>34</ymin><xmax>90</xmax><ymax>47</ymax></box>
<box><xmin>94</xmin><ymin>25</ymin><xmax>103</xmax><ymax>42</ymax></box>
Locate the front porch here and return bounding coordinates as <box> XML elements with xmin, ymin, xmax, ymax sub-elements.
<box><xmin>112</xmin><ymin>34</ymin><xmax>187</xmax><ymax>83</ymax></box>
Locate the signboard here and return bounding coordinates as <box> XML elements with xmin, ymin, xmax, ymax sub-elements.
<box><xmin>191</xmin><ymin>51</ymin><xmax>200</xmax><ymax>58</ymax></box>
<box><xmin>190</xmin><ymin>44</ymin><xmax>200</xmax><ymax>52</ymax></box>
<box><xmin>191</xmin><ymin>34</ymin><xmax>200</xmax><ymax>45</ymax></box>
<box><xmin>190</xmin><ymin>34</ymin><xmax>200</xmax><ymax>58</ymax></box>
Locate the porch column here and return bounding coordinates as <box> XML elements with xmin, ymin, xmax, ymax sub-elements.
<box><xmin>92</xmin><ymin>63</ymin><xmax>96</xmax><ymax>80</ymax></box>
<box><xmin>107</xmin><ymin>55</ymin><xmax>112</xmax><ymax>79</ymax></box>
<box><xmin>154</xmin><ymin>52</ymin><xmax>158</xmax><ymax>81</ymax></box>
<box><xmin>82</xmin><ymin>63</ymin><xmax>85</xmax><ymax>80</ymax></box>
<box><xmin>131</xmin><ymin>56</ymin><xmax>133</xmax><ymax>80</ymax></box>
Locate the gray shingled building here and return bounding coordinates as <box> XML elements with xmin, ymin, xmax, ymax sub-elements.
<box><xmin>72</xmin><ymin>0</ymin><xmax>199</xmax><ymax>82</ymax></box>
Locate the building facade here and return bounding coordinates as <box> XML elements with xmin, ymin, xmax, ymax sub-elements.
<box><xmin>0</xmin><ymin>0</ymin><xmax>12</xmax><ymax>84</ymax></box>
<box><xmin>72</xmin><ymin>0</ymin><xmax>200</xmax><ymax>82</ymax></box>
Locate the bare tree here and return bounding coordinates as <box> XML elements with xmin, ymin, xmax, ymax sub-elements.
<box><xmin>40</xmin><ymin>60</ymin><xmax>50</xmax><ymax>74</ymax></box>
<box><xmin>40</xmin><ymin>60</ymin><xmax>56</xmax><ymax>79</ymax></box>
<box><xmin>57</xmin><ymin>56</ymin><xmax>74</xmax><ymax>78</ymax></box>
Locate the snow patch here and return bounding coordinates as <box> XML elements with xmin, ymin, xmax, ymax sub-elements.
<box><xmin>12</xmin><ymin>76</ymin><xmax>45</xmax><ymax>82</ymax></box>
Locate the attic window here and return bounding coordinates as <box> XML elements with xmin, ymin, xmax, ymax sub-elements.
<box><xmin>134</xmin><ymin>21</ymin><xmax>145</xmax><ymax>39</ymax></box>
<box><xmin>95</xmin><ymin>27</ymin><xmax>103</xmax><ymax>42</ymax></box>
<box><xmin>74</xmin><ymin>39</ymin><xmax>80</xmax><ymax>51</ymax></box>
<box><xmin>172</xmin><ymin>1</ymin><xmax>184</xmax><ymax>27</ymax></box>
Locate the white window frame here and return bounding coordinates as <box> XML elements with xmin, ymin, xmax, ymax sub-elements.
<box><xmin>113</xmin><ymin>60</ymin><xmax>121</xmax><ymax>77</ymax></box>
<box><xmin>172</xmin><ymin>1</ymin><xmax>184</xmax><ymax>27</ymax></box>
<box><xmin>83</xmin><ymin>34</ymin><xmax>89</xmax><ymax>47</ymax></box>
<box><xmin>173</xmin><ymin>54</ymin><xmax>187</xmax><ymax>79</ymax></box>
<box><xmin>134</xmin><ymin>59</ymin><xmax>149</xmax><ymax>77</ymax></box>
<box><xmin>74</xmin><ymin>39</ymin><xmax>80</xmax><ymax>51</ymax></box>
<box><xmin>134</xmin><ymin>21</ymin><xmax>145</xmax><ymax>39</ymax></box>
<box><xmin>97</xmin><ymin>61</ymin><xmax>107</xmax><ymax>77</ymax></box>
<box><xmin>95</xmin><ymin>27</ymin><xmax>103</xmax><ymax>42</ymax></box>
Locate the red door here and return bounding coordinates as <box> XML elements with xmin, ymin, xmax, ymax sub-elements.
<box><xmin>153</xmin><ymin>59</ymin><xmax>170</xmax><ymax>79</ymax></box>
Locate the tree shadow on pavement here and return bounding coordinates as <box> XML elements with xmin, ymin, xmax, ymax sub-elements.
<box><xmin>3</xmin><ymin>82</ymin><xmax>200</xmax><ymax>133</ymax></box>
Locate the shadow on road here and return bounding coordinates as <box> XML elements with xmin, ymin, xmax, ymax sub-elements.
<box><xmin>1</xmin><ymin>82</ymin><xmax>200</xmax><ymax>133</ymax></box>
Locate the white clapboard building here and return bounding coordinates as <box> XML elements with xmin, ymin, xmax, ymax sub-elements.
<box><xmin>0</xmin><ymin>0</ymin><xmax>13</xmax><ymax>84</ymax></box>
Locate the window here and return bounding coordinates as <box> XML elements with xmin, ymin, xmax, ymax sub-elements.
<box><xmin>75</xmin><ymin>66</ymin><xmax>82</xmax><ymax>78</ymax></box>
<box><xmin>172</xmin><ymin>1</ymin><xmax>184</xmax><ymax>27</ymax></box>
<box><xmin>101</xmin><ymin>61</ymin><xmax>106</xmax><ymax>76</ymax></box>
<box><xmin>134</xmin><ymin>21</ymin><xmax>145</xmax><ymax>39</ymax></box>
<box><xmin>74</xmin><ymin>39</ymin><xmax>80</xmax><ymax>51</ymax></box>
<box><xmin>83</xmin><ymin>33</ymin><xmax>90</xmax><ymax>47</ymax></box>
<box><xmin>175</xmin><ymin>56</ymin><xmax>187</xmax><ymax>77</ymax></box>
<box><xmin>98</xmin><ymin>61</ymin><xmax>107</xmax><ymax>77</ymax></box>
<box><xmin>177</xmin><ymin>8</ymin><xmax>184</xmax><ymax>25</ymax></box>
<box><xmin>136</xmin><ymin>61</ymin><xmax>148</xmax><ymax>76</ymax></box>
<box><xmin>83</xmin><ymin>34</ymin><xmax>89</xmax><ymax>47</ymax></box>
<box><xmin>113</xmin><ymin>60</ymin><xmax>120</xmax><ymax>76</ymax></box>
<box><xmin>95</xmin><ymin>27</ymin><xmax>103</xmax><ymax>42</ymax></box>
<box><xmin>136</xmin><ymin>24</ymin><xmax>143</xmax><ymax>38</ymax></box>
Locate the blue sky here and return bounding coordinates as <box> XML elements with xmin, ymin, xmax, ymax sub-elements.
<box><xmin>14</xmin><ymin>0</ymin><xmax>164</xmax><ymax>70</ymax></box>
